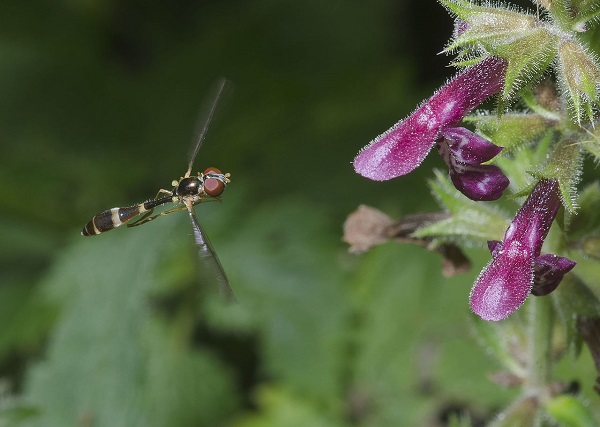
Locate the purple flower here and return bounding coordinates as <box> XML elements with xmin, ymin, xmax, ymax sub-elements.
<box><xmin>354</xmin><ymin>56</ymin><xmax>509</xmax><ymax>201</ymax></box>
<box><xmin>437</xmin><ymin>127</ymin><xmax>509</xmax><ymax>201</ymax></box>
<box><xmin>470</xmin><ymin>179</ymin><xmax>577</xmax><ymax>321</ymax></box>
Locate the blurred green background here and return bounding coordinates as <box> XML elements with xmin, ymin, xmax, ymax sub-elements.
<box><xmin>1</xmin><ymin>1</ymin><xmax>595</xmax><ymax>426</ymax></box>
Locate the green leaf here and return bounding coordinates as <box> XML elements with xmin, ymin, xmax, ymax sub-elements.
<box><xmin>0</xmin><ymin>282</ymin><xmax>56</xmax><ymax>361</ymax></box>
<box><xmin>438</xmin><ymin>0</ymin><xmax>476</xmax><ymax>19</ymax></box>
<box><xmin>469</xmin><ymin>315</ymin><xmax>527</xmax><ymax>376</ymax></box>
<box><xmin>554</xmin><ymin>274</ymin><xmax>600</xmax><ymax>319</ymax></box>
<box><xmin>557</xmin><ymin>39</ymin><xmax>600</xmax><ymax>124</ymax></box>
<box><xmin>546</xmin><ymin>0</ymin><xmax>576</xmax><ymax>30</ymax></box>
<box><xmin>531</xmin><ymin>141</ymin><xmax>583</xmax><ymax>214</ymax></box>
<box><xmin>448</xmin><ymin>52</ymin><xmax>488</xmax><ymax>68</ymax></box>
<box><xmin>493</xmin><ymin>130</ymin><xmax>554</xmax><ymax>193</ymax></box>
<box><xmin>552</xmin><ymin>275</ymin><xmax>600</xmax><ymax>356</ymax></box>
<box><xmin>466</xmin><ymin>112</ymin><xmax>550</xmax><ymax>151</ymax></box>
<box><xmin>233</xmin><ymin>386</ymin><xmax>342</xmax><ymax>427</ymax></box>
<box><xmin>545</xmin><ymin>395</ymin><xmax>600</xmax><ymax>427</ymax></box>
<box><xmin>568</xmin><ymin>181</ymin><xmax>600</xmax><ymax>239</ymax></box>
<box><xmin>447</xmin><ymin>413</ymin><xmax>474</xmax><ymax>427</ymax></box>
<box><xmin>497</xmin><ymin>28</ymin><xmax>557</xmax><ymax>101</ymax></box>
<box><xmin>222</xmin><ymin>199</ymin><xmax>349</xmax><ymax>402</ymax></box>
<box><xmin>486</xmin><ymin>396</ymin><xmax>539</xmax><ymax>427</ymax></box>
<box><xmin>580</xmin><ymin>130</ymin><xmax>600</xmax><ymax>161</ymax></box>
<box><xmin>440</xmin><ymin>0</ymin><xmax>557</xmax><ymax>102</ymax></box>
<box><xmin>347</xmin><ymin>241</ymin><xmax>515</xmax><ymax>423</ymax></box>
<box><xmin>414</xmin><ymin>170</ymin><xmax>510</xmax><ymax>244</ymax></box>
<box><xmin>579</xmin><ymin>236</ymin><xmax>600</xmax><ymax>260</ymax></box>
<box><xmin>0</xmin><ymin>404</ymin><xmax>39</xmax><ymax>425</ymax></box>
<box><xmin>21</xmin><ymin>221</ymin><xmax>238</xmax><ymax>427</ymax></box>
<box><xmin>519</xmin><ymin>85</ymin><xmax>562</xmax><ymax>119</ymax></box>
<box><xmin>570</xmin><ymin>0</ymin><xmax>600</xmax><ymax>31</ymax></box>
<box><xmin>143</xmin><ymin>319</ymin><xmax>239</xmax><ymax>427</ymax></box>
<box><xmin>440</xmin><ymin>0</ymin><xmax>538</xmax><ymax>53</ymax></box>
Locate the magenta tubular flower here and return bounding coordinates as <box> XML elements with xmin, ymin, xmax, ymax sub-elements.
<box><xmin>470</xmin><ymin>179</ymin><xmax>577</xmax><ymax>321</ymax></box>
<box><xmin>354</xmin><ymin>56</ymin><xmax>509</xmax><ymax>200</ymax></box>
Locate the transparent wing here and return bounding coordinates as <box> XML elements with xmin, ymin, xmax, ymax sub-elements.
<box><xmin>185</xmin><ymin>201</ymin><xmax>236</xmax><ymax>303</ymax></box>
<box><xmin>186</xmin><ymin>78</ymin><xmax>229</xmax><ymax>177</ymax></box>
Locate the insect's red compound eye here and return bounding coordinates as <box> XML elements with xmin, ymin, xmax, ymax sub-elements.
<box><xmin>203</xmin><ymin>167</ymin><xmax>225</xmax><ymax>197</ymax></box>
<box><xmin>203</xmin><ymin>167</ymin><xmax>222</xmax><ymax>175</ymax></box>
<box><xmin>204</xmin><ymin>177</ymin><xmax>224</xmax><ymax>197</ymax></box>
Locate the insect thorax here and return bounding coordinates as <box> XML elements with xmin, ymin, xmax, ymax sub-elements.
<box><xmin>175</xmin><ymin>177</ymin><xmax>202</xmax><ymax>197</ymax></box>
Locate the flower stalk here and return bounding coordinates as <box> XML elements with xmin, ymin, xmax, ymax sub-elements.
<box><xmin>528</xmin><ymin>295</ymin><xmax>553</xmax><ymax>397</ymax></box>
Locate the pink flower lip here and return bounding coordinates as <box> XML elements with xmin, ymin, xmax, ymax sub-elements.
<box><xmin>354</xmin><ymin>57</ymin><xmax>508</xmax><ymax>199</ymax></box>
<box><xmin>353</xmin><ymin>115</ymin><xmax>439</xmax><ymax>181</ymax></box>
<box><xmin>470</xmin><ymin>240</ymin><xmax>534</xmax><ymax>321</ymax></box>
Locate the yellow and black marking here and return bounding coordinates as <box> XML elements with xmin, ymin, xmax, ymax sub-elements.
<box><xmin>81</xmin><ymin>196</ymin><xmax>172</xmax><ymax>236</ymax></box>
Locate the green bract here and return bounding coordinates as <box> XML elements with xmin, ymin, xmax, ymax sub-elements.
<box><xmin>439</xmin><ymin>0</ymin><xmax>600</xmax><ymax>124</ymax></box>
<box><xmin>557</xmin><ymin>40</ymin><xmax>600</xmax><ymax>124</ymax></box>
<box><xmin>414</xmin><ymin>170</ymin><xmax>510</xmax><ymax>243</ymax></box>
<box><xmin>465</xmin><ymin>112</ymin><xmax>550</xmax><ymax>151</ymax></box>
<box><xmin>531</xmin><ymin>141</ymin><xmax>583</xmax><ymax>214</ymax></box>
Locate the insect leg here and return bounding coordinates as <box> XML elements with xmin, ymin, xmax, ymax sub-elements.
<box><xmin>127</xmin><ymin>204</ymin><xmax>188</xmax><ymax>228</ymax></box>
<box><xmin>128</xmin><ymin>189</ymin><xmax>174</xmax><ymax>227</ymax></box>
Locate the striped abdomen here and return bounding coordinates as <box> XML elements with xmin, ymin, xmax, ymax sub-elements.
<box><xmin>81</xmin><ymin>205</ymin><xmax>145</xmax><ymax>236</ymax></box>
<box><xmin>81</xmin><ymin>197</ymin><xmax>171</xmax><ymax>236</ymax></box>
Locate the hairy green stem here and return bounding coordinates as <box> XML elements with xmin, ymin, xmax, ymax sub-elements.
<box><xmin>527</xmin><ymin>295</ymin><xmax>554</xmax><ymax>424</ymax></box>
